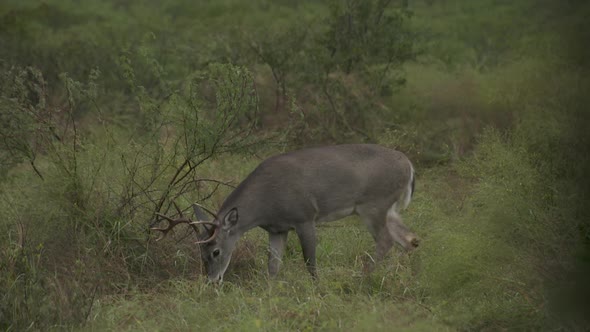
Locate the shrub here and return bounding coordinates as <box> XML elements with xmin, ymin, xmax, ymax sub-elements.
<box><xmin>0</xmin><ymin>61</ymin><xmax>268</xmax><ymax>329</ymax></box>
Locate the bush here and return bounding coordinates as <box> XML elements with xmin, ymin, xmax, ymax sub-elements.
<box><xmin>0</xmin><ymin>61</ymin><xmax>269</xmax><ymax>329</ymax></box>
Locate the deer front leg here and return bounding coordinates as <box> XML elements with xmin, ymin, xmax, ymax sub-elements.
<box><xmin>295</xmin><ymin>222</ymin><xmax>318</xmax><ymax>280</ymax></box>
<box><xmin>268</xmin><ymin>231</ymin><xmax>288</xmax><ymax>277</ymax></box>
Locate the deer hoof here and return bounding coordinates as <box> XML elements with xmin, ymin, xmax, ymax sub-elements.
<box><xmin>404</xmin><ymin>234</ymin><xmax>419</xmax><ymax>249</ymax></box>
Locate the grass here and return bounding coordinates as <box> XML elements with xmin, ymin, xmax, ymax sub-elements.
<box><xmin>2</xmin><ymin>58</ymin><xmax>586</xmax><ymax>331</ymax></box>
<box><xmin>2</xmin><ymin>0</ymin><xmax>589</xmax><ymax>330</ymax></box>
<box><xmin>82</xmin><ymin>220</ymin><xmax>443</xmax><ymax>331</ymax></box>
<box><xmin>83</xmin><ymin>278</ymin><xmax>445</xmax><ymax>331</ymax></box>
<box><xmin>74</xmin><ymin>152</ymin><xmax>540</xmax><ymax>331</ymax></box>
<box><xmin>1</xmin><ymin>115</ymin><xmax>585</xmax><ymax>330</ymax></box>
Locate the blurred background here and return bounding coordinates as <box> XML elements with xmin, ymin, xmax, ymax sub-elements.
<box><xmin>1</xmin><ymin>0</ymin><xmax>589</xmax><ymax>330</ymax></box>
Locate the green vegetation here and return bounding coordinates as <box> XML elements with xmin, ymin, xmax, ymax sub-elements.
<box><xmin>1</xmin><ymin>0</ymin><xmax>589</xmax><ymax>330</ymax></box>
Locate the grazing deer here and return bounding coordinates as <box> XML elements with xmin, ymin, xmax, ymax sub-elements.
<box><xmin>152</xmin><ymin>144</ymin><xmax>418</xmax><ymax>282</ymax></box>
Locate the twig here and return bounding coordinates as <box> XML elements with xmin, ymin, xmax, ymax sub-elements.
<box><xmin>84</xmin><ymin>284</ymin><xmax>99</xmax><ymax>322</ymax></box>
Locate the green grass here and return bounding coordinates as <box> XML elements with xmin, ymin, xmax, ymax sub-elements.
<box><xmin>81</xmin><ymin>218</ymin><xmax>446</xmax><ymax>331</ymax></box>
<box><xmin>77</xmin><ymin>142</ymin><xmax>555</xmax><ymax>331</ymax></box>
<box><xmin>2</xmin><ymin>0</ymin><xmax>589</xmax><ymax>330</ymax></box>
<box><xmin>83</xmin><ymin>278</ymin><xmax>445</xmax><ymax>331</ymax></box>
<box><xmin>73</xmin><ymin>152</ymin><xmax>547</xmax><ymax>330</ymax></box>
<box><xmin>1</xmin><ymin>118</ymin><xmax>585</xmax><ymax>330</ymax></box>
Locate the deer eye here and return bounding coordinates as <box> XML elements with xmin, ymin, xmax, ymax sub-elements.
<box><xmin>212</xmin><ymin>248</ymin><xmax>221</xmax><ymax>258</ymax></box>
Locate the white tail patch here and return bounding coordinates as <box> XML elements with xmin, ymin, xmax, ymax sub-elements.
<box><xmin>400</xmin><ymin>162</ymin><xmax>414</xmax><ymax>211</ymax></box>
<box><xmin>387</xmin><ymin>162</ymin><xmax>414</xmax><ymax>215</ymax></box>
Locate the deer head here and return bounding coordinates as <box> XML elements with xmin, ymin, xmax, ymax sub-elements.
<box><xmin>151</xmin><ymin>202</ymin><xmax>241</xmax><ymax>282</ymax></box>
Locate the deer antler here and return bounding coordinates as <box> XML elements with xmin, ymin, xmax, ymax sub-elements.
<box><xmin>190</xmin><ymin>219</ymin><xmax>220</xmax><ymax>244</ymax></box>
<box><xmin>151</xmin><ymin>202</ymin><xmax>220</xmax><ymax>244</ymax></box>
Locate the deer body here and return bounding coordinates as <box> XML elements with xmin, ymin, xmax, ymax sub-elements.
<box><xmin>154</xmin><ymin>144</ymin><xmax>418</xmax><ymax>282</ymax></box>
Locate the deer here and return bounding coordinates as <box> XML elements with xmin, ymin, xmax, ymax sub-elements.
<box><xmin>151</xmin><ymin>144</ymin><xmax>418</xmax><ymax>282</ymax></box>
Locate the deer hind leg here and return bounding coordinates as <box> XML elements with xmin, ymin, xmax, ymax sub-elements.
<box><xmin>295</xmin><ymin>222</ymin><xmax>318</xmax><ymax>280</ymax></box>
<box><xmin>357</xmin><ymin>205</ymin><xmax>393</xmax><ymax>272</ymax></box>
<box><xmin>357</xmin><ymin>202</ymin><xmax>419</xmax><ymax>273</ymax></box>
<box><xmin>268</xmin><ymin>231</ymin><xmax>289</xmax><ymax>278</ymax></box>
<box><xmin>385</xmin><ymin>203</ymin><xmax>419</xmax><ymax>251</ymax></box>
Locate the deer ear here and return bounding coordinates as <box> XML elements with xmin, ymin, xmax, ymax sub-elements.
<box><xmin>222</xmin><ymin>208</ymin><xmax>238</xmax><ymax>229</ymax></box>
